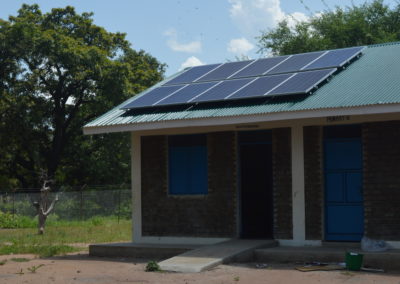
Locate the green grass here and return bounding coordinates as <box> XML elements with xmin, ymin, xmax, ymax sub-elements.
<box><xmin>10</xmin><ymin>257</ymin><xmax>30</xmax><ymax>262</ymax></box>
<box><xmin>27</xmin><ymin>264</ymin><xmax>45</xmax><ymax>273</ymax></box>
<box><xmin>0</xmin><ymin>217</ymin><xmax>131</xmax><ymax>257</ymax></box>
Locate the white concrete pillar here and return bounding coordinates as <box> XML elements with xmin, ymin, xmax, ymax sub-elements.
<box><xmin>291</xmin><ymin>125</ymin><xmax>306</xmax><ymax>244</ymax></box>
<box><xmin>131</xmin><ymin>132</ymin><xmax>142</xmax><ymax>242</ymax></box>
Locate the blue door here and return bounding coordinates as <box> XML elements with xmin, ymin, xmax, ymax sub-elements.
<box><xmin>324</xmin><ymin>132</ymin><xmax>364</xmax><ymax>241</ymax></box>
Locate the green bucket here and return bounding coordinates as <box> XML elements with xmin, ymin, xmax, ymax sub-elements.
<box><xmin>345</xmin><ymin>252</ymin><xmax>363</xmax><ymax>271</ymax></box>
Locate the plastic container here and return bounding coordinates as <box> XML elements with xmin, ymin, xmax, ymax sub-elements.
<box><xmin>345</xmin><ymin>252</ymin><xmax>363</xmax><ymax>271</ymax></box>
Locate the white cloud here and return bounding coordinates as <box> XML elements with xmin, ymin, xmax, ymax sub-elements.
<box><xmin>228</xmin><ymin>0</ymin><xmax>308</xmax><ymax>36</ymax></box>
<box><xmin>179</xmin><ymin>56</ymin><xmax>204</xmax><ymax>71</ymax></box>
<box><xmin>164</xmin><ymin>28</ymin><xmax>202</xmax><ymax>53</ymax></box>
<box><xmin>313</xmin><ymin>12</ymin><xmax>324</xmax><ymax>19</ymax></box>
<box><xmin>286</xmin><ymin>11</ymin><xmax>309</xmax><ymax>28</ymax></box>
<box><xmin>227</xmin><ymin>38</ymin><xmax>255</xmax><ymax>55</ymax></box>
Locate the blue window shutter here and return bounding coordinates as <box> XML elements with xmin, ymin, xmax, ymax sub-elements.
<box><xmin>168</xmin><ymin>135</ymin><xmax>208</xmax><ymax>195</ymax></box>
<box><xmin>188</xmin><ymin>146</ymin><xmax>208</xmax><ymax>194</ymax></box>
<box><xmin>169</xmin><ymin>147</ymin><xmax>190</xmax><ymax>194</ymax></box>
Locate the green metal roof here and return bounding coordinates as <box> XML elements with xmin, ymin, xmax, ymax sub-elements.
<box><xmin>84</xmin><ymin>42</ymin><xmax>400</xmax><ymax>132</ymax></box>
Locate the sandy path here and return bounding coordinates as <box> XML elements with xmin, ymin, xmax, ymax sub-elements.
<box><xmin>0</xmin><ymin>253</ymin><xmax>399</xmax><ymax>284</ymax></box>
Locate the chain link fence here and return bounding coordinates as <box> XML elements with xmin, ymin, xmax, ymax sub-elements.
<box><xmin>0</xmin><ymin>185</ymin><xmax>132</xmax><ymax>222</ymax></box>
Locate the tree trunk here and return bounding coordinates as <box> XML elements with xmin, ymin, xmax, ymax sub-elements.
<box><xmin>38</xmin><ymin>213</ymin><xmax>47</xmax><ymax>235</ymax></box>
<box><xmin>33</xmin><ymin>178</ymin><xmax>58</xmax><ymax>235</ymax></box>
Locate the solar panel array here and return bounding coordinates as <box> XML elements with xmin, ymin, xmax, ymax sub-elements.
<box><xmin>122</xmin><ymin>46</ymin><xmax>364</xmax><ymax>110</ymax></box>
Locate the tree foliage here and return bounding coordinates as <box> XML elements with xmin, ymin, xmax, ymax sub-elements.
<box><xmin>0</xmin><ymin>4</ymin><xmax>165</xmax><ymax>189</ymax></box>
<box><xmin>258</xmin><ymin>0</ymin><xmax>400</xmax><ymax>55</ymax></box>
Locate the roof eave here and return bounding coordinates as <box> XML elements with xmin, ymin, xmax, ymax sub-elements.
<box><xmin>83</xmin><ymin>103</ymin><xmax>400</xmax><ymax>135</ymax></box>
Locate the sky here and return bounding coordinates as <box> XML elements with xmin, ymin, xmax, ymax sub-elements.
<box><xmin>0</xmin><ymin>0</ymin><xmax>397</xmax><ymax>76</ymax></box>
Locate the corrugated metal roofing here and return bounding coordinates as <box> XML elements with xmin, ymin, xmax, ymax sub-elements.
<box><xmin>84</xmin><ymin>42</ymin><xmax>400</xmax><ymax>130</ymax></box>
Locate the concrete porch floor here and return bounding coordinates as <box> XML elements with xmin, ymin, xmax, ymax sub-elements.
<box><xmin>89</xmin><ymin>241</ymin><xmax>400</xmax><ymax>272</ymax></box>
<box><xmin>255</xmin><ymin>245</ymin><xmax>400</xmax><ymax>271</ymax></box>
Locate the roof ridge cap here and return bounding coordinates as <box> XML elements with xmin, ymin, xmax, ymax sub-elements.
<box><xmin>368</xmin><ymin>41</ymin><xmax>400</xmax><ymax>48</ymax></box>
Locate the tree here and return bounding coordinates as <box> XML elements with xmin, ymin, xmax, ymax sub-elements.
<box><xmin>33</xmin><ymin>171</ymin><xmax>58</xmax><ymax>234</ymax></box>
<box><xmin>0</xmin><ymin>4</ymin><xmax>165</xmax><ymax>188</ymax></box>
<box><xmin>258</xmin><ymin>0</ymin><xmax>400</xmax><ymax>55</ymax></box>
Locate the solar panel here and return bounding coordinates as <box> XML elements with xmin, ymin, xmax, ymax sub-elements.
<box><xmin>155</xmin><ymin>81</ymin><xmax>218</xmax><ymax>106</ymax></box>
<box><xmin>267</xmin><ymin>68</ymin><xmax>336</xmax><ymax>96</ymax></box>
<box><xmin>229</xmin><ymin>74</ymin><xmax>292</xmax><ymax>99</ymax></box>
<box><xmin>121</xmin><ymin>45</ymin><xmax>364</xmax><ymax>110</ymax></box>
<box><xmin>121</xmin><ymin>85</ymin><xmax>185</xmax><ymax>109</ymax></box>
<box><xmin>164</xmin><ymin>64</ymin><xmax>221</xmax><ymax>85</ymax></box>
<box><xmin>191</xmin><ymin>78</ymin><xmax>254</xmax><ymax>103</ymax></box>
<box><xmin>303</xmin><ymin>46</ymin><xmax>364</xmax><ymax>70</ymax></box>
<box><xmin>231</xmin><ymin>55</ymin><xmax>289</xmax><ymax>79</ymax></box>
<box><xmin>267</xmin><ymin>51</ymin><xmax>325</xmax><ymax>75</ymax></box>
<box><xmin>196</xmin><ymin>60</ymin><xmax>253</xmax><ymax>82</ymax></box>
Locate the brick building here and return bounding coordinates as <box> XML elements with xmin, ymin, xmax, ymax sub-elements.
<box><xmin>84</xmin><ymin>42</ymin><xmax>400</xmax><ymax>248</ymax></box>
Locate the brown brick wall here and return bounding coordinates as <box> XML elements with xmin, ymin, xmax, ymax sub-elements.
<box><xmin>141</xmin><ymin>132</ymin><xmax>237</xmax><ymax>238</ymax></box>
<box><xmin>304</xmin><ymin>126</ymin><xmax>323</xmax><ymax>240</ymax></box>
<box><xmin>363</xmin><ymin>121</ymin><xmax>400</xmax><ymax>240</ymax></box>
<box><xmin>272</xmin><ymin>128</ymin><xmax>293</xmax><ymax>239</ymax></box>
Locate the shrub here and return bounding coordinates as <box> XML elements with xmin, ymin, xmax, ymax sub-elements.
<box><xmin>0</xmin><ymin>212</ymin><xmax>15</xmax><ymax>228</ymax></box>
<box><xmin>145</xmin><ymin>260</ymin><xmax>161</xmax><ymax>272</ymax></box>
<box><xmin>0</xmin><ymin>212</ymin><xmax>36</xmax><ymax>228</ymax></box>
<box><xmin>90</xmin><ymin>216</ymin><xmax>104</xmax><ymax>226</ymax></box>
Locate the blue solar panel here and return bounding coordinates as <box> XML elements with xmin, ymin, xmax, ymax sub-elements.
<box><xmin>267</xmin><ymin>51</ymin><xmax>325</xmax><ymax>75</ymax></box>
<box><xmin>164</xmin><ymin>64</ymin><xmax>221</xmax><ymax>85</ymax></box>
<box><xmin>122</xmin><ymin>46</ymin><xmax>364</xmax><ymax>110</ymax></box>
<box><xmin>303</xmin><ymin>46</ymin><xmax>364</xmax><ymax>70</ymax></box>
<box><xmin>196</xmin><ymin>60</ymin><xmax>254</xmax><ymax>82</ymax></box>
<box><xmin>121</xmin><ymin>85</ymin><xmax>185</xmax><ymax>109</ymax></box>
<box><xmin>229</xmin><ymin>74</ymin><xmax>291</xmax><ymax>99</ymax></box>
<box><xmin>231</xmin><ymin>55</ymin><xmax>289</xmax><ymax>78</ymax></box>
<box><xmin>267</xmin><ymin>68</ymin><xmax>336</xmax><ymax>96</ymax></box>
<box><xmin>191</xmin><ymin>78</ymin><xmax>254</xmax><ymax>103</ymax></box>
<box><xmin>155</xmin><ymin>81</ymin><xmax>218</xmax><ymax>106</ymax></box>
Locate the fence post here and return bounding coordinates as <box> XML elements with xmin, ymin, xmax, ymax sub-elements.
<box><xmin>12</xmin><ymin>191</ymin><xmax>15</xmax><ymax>218</ymax></box>
<box><xmin>80</xmin><ymin>187</ymin><xmax>83</xmax><ymax>221</ymax></box>
<box><xmin>118</xmin><ymin>187</ymin><xmax>121</xmax><ymax>224</ymax></box>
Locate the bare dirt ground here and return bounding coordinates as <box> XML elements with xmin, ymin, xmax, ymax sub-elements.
<box><xmin>1</xmin><ymin>253</ymin><xmax>400</xmax><ymax>284</ymax></box>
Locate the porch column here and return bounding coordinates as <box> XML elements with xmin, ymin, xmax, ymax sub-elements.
<box><xmin>291</xmin><ymin>125</ymin><xmax>305</xmax><ymax>244</ymax></box>
<box><xmin>131</xmin><ymin>132</ymin><xmax>142</xmax><ymax>242</ymax></box>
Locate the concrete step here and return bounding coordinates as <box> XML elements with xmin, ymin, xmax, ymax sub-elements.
<box><xmin>89</xmin><ymin>242</ymin><xmax>200</xmax><ymax>259</ymax></box>
<box><xmin>255</xmin><ymin>246</ymin><xmax>400</xmax><ymax>271</ymax></box>
<box><xmin>321</xmin><ymin>241</ymin><xmax>361</xmax><ymax>248</ymax></box>
<box><xmin>158</xmin><ymin>239</ymin><xmax>278</xmax><ymax>273</ymax></box>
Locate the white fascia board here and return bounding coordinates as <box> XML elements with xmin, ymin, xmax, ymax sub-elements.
<box><xmin>83</xmin><ymin>103</ymin><xmax>400</xmax><ymax>135</ymax></box>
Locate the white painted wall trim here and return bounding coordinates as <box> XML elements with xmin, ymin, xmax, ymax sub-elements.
<box><xmin>131</xmin><ymin>133</ymin><xmax>142</xmax><ymax>242</ymax></box>
<box><xmin>137</xmin><ymin>236</ymin><xmax>230</xmax><ymax>245</ymax></box>
<box><xmin>84</xmin><ymin>104</ymin><xmax>400</xmax><ymax>135</ymax></box>
<box><xmin>291</xmin><ymin>125</ymin><xmax>306</xmax><ymax>244</ymax></box>
<box><xmin>278</xmin><ymin>239</ymin><xmax>322</xmax><ymax>247</ymax></box>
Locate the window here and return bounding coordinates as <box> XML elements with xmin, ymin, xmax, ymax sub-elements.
<box><xmin>168</xmin><ymin>134</ymin><xmax>208</xmax><ymax>195</ymax></box>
